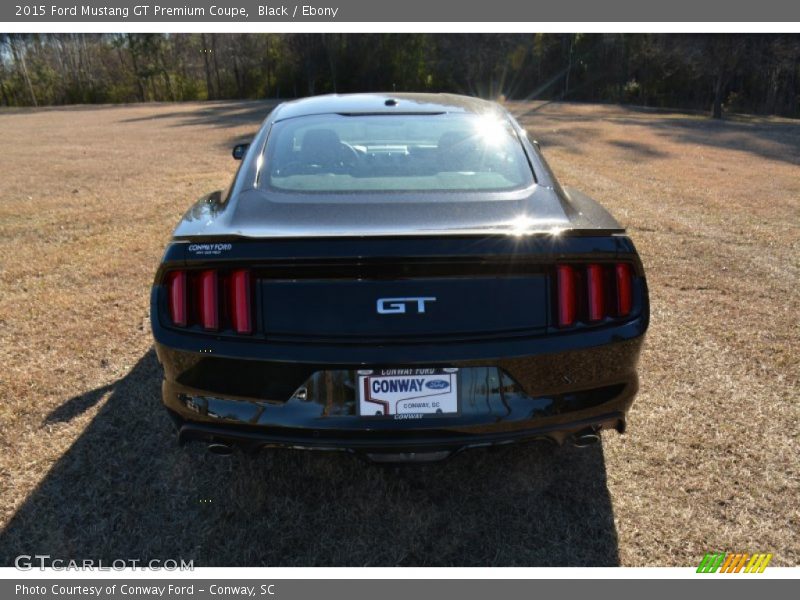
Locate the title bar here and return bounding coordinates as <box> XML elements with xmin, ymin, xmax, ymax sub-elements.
<box><xmin>4</xmin><ymin>0</ymin><xmax>800</xmax><ymax>22</ymax></box>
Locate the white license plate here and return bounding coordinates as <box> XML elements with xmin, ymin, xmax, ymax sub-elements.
<box><xmin>357</xmin><ymin>368</ymin><xmax>459</xmax><ymax>417</ymax></box>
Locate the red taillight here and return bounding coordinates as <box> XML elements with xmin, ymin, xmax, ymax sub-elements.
<box><xmin>230</xmin><ymin>269</ymin><xmax>252</xmax><ymax>334</ymax></box>
<box><xmin>615</xmin><ymin>263</ymin><xmax>633</xmax><ymax>316</ymax></box>
<box><xmin>167</xmin><ymin>271</ymin><xmax>187</xmax><ymax>327</ymax></box>
<box><xmin>586</xmin><ymin>264</ymin><xmax>604</xmax><ymax>322</ymax></box>
<box><xmin>198</xmin><ymin>270</ymin><xmax>218</xmax><ymax>330</ymax></box>
<box><xmin>555</xmin><ymin>262</ymin><xmax>635</xmax><ymax>327</ymax></box>
<box><xmin>556</xmin><ymin>264</ymin><xmax>576</xmax><ymax>327</ymax></box>
<box><xmin>165</xmin><ymin>268</ymin><xmax>254</xmax><ymax>334</ymax></box>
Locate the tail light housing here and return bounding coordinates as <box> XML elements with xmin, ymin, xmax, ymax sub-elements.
<box><xmin>165</xmin><ymin>268</ymin><xmax>254</xmax><ymax>334</ymax></box>
<box><xmin>555</xmin><ymin>262</ymin><xmax>635</xmax><ymax>328</ymax></box>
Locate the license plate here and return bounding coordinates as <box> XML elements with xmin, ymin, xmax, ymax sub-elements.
<box><xmin>357</xmin><ymin>368</ymin><xmax>459</xmax><ymax>418</ymax></box>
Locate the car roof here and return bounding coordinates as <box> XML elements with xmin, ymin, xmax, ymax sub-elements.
<box><xmin>271</xmin><ymin>93</ymin><xmax>504</xmax><ymax>121</ymax></box>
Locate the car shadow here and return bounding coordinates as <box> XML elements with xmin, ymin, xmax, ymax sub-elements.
<box><xmin>0</xmin><ymin>349</ymin><xmax>619</xmax><ymax>567</ymax></box>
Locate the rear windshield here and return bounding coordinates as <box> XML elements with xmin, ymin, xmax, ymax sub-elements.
<box><xmin>261</xmin><ymin>113</ymin><xmax>534</xmax><ymax>193</ymax></box>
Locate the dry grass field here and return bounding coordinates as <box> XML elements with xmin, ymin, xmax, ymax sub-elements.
<box><xmin>0</xmin><ymin>100</ymin><xmax>797</xmax><ymax>567</ymax></box>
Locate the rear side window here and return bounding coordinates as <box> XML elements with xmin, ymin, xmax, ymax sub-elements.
<box><xmin>261</xmin><ymin>113</ymin><xmax>534</xmax><ymax>193</ymax></box>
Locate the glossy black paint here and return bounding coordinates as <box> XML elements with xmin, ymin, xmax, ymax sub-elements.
<box><xmin>170</xmin><ymin>94</ymin><xmax>622</xmax><ymax>241</ymax></box>
<box><xmin>152</xmin><ymin>235</ymin><xmax>649</xmax><ymax>457</ymax></box>
<box><xmin>150</xmin><ymin>93</ymin><xmax>651</xmax><ymax>460</ymax></box>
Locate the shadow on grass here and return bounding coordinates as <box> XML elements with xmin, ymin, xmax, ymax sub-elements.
<box><xmin>606</xmin><ymin>139</ymin><xmax>669</xmax><ymax>159</ymax></box>
<box><xmin>119</xmin><ymin>100</ymin><xmax>277</xmax><ymax>130</ymax></box>
<box><xmin>535</xmin><ymin>126</ymin><xmax>600</xmax><ymax>155</ymax></box>
<box><xmin>0</xmin><ymin>349</ymin><xmax>619</xmax><ymax>567</ymax></box>
<box><xmin>119</xmin><ymin>100</ymin><xmax>277</xmax><ymax>151</ymax></box>
<box><xmin>522</xmin><ymin>105</ymin><xmax>800</xmax><ymax>166</ymax></box>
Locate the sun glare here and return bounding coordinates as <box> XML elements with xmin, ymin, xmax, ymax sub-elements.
<box><xmin>472</xmin><ymin>115</ymin><xmax>508</xmax><ymax>146</ymax></box>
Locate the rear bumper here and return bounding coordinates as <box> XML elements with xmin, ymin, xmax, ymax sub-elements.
<box><xmin>154</xmin><ymin>327</ymin><xmax>645</xmax><ymax>458</ymax></box>
<box><xmin>171</xmin><ymin>409</ymin><xmax>628</xmax><ymax>458</ymax></box>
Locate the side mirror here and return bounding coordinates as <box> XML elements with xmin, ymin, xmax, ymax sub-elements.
<box><xmin>532</xmin><ymin>140</ymin><xmax>541</xmax><ymax>151</ymax></box>
<box><xmin>232</xmin><ymin>143</ymin><xmax>250</xmax><ymax>160</ymax></box>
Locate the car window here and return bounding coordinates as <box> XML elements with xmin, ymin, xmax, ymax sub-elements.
<box><xmin>261</xmin><ymin>113</ymin><xmax>534</xmax><ymax>193</ymax></box>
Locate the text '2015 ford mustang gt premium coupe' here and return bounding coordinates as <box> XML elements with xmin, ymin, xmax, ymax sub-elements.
<box><xmin>150</xmin><ymin>93</ymin><xmax>650</xmax><ymax>462</ymax></box>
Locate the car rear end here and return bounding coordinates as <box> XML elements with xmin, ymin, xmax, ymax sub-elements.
<box><xmin>151</xmin><ymin>233</ymin><xmax>648</xmax><ymax>461</ymax></box>
<box><xmin>150</xmin><ymin>93</ymin><xmax>649</xmax><ymax>461</ymax></box>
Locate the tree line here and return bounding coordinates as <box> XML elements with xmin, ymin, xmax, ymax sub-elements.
<box><xmin>0</xmin><ymin>33</ymin><xmax>798</xmax><ymax>118</ymax></box>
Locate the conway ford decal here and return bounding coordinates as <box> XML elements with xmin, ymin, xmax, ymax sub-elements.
<box><xmin>187</xmin><ymin>243</ymin><xmax>232</xmax><ymax>256</ymax></box>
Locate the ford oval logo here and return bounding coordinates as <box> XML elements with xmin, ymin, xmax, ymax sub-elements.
<box><xmin>425</xmin><ymin>379</ymin><xmax>449</xmax><ymax>390</ymax></box>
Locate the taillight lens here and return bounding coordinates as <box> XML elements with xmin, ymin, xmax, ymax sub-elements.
<box><xmin>164</xmin><ymin>268</ymin><xmax>254</xmax><ymax>334</ymax></box>
<box><xmin>556</xmin><ymin>264</ymin><xmax>576</xmax><ymax>327</ymax></box>
<box><xmin>586</xmin><ymin>264</ymin><xmax>604</xmax><ymax>322</ymax></box>
<box><xmin>556</xmin><ymin>262</ymin><xmax>635</xmax><ymax>327</ymax></box>
<box><xmin>167</xmin><ymin>271</ymin><xmax>187</xmax><ymax>327</ymax></box>
<box><xmin>230</xmin><ymin>269</ymin><xmax>252</xmax><ymax>334</ymax></box>
<box><xmin>198</xmin><ymin>270</ymin><xmax>219</xmax><ymax>330</ymax></box>
<box><xmin>615</xmin><ymin>263</ymin><xmax>633</xmax><ymax>316</ymax></box>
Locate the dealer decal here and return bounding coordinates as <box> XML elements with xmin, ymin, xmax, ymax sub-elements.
<box><xmin>187</xmin><ymin>243</ymin><xmax>232</xmax><ymax>256</ymax></box>
<box><xmin>357</xmin><ymin>368</ymin><xmax>459</xmax><ymax>417</ymax></box>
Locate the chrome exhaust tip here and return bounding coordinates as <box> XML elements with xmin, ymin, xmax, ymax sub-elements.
<box><xmin>571</xmin><ymin>428</ymin><xmax>601</xmax><ymax>448</ymax></box>
<box><xmin>207</xmin><ymin>441</ymin><xmax>234</xmax><ymax>456</ymax></box>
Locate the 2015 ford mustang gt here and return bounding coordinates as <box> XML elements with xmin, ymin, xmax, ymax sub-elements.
<box><xmin>150</xmin><ymin>93</ymin><xmax>649</xmax><ymax>462</ymax></box>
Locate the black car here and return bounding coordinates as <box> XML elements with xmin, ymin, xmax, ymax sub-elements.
<box><xmin>150</xmin><ymin>93</ymin><xmax>649</xmax><ymax>462</ymax></box>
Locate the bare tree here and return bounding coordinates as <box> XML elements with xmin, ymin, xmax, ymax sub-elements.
<box><xmin>6</xmin><ymin>34</ymin><xmax>38</xmax><ymax>106</ymax></box>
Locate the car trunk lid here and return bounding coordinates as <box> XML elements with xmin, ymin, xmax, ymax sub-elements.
<box><xmin>261</xmin><ymin>272</ymin><xmax>548</xmax><ymax>342</ymax></box>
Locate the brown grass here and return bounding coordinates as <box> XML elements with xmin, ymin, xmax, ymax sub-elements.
<box><xmin>0</xmin><ymin>100</ymin><xmax>797</xmax><ymax>566</ymax></box>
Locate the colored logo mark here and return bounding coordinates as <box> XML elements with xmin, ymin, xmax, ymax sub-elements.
<box><xmin>697</xmin><ymin>552</ymin><xmax>772</xmax><ymax>573</ymax></box>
